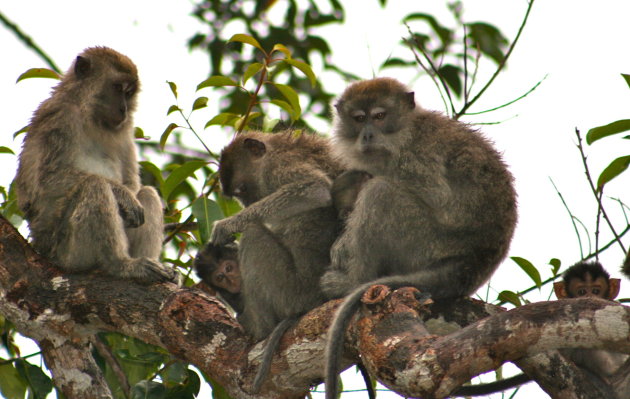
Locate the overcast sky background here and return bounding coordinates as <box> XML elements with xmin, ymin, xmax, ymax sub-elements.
<box><xmin>2</xmin><ymin>1</ymin><xmax>630</xmax><ymax>398</ymax></box>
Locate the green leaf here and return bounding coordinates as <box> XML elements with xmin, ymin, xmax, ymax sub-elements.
<box><xmin>270</xmin><ymin>99</ymin><xmax>298</xmax><ymax>120</ymax></box>
<box><xmin>0</xmin><ymin>146</ymin><xmax>15</xmax><ymax>155</ymax></box>
<box><xmin>597</xmin><ymin>155</ymin><xmax>630</xmax><ymax>190</ymax></box>
<box><xmin>498</xmin><ymin>290</ymin><xmax>522</xmax><ymax>307</ymax></box>
<box><xmin>271</xmin><ymin>43</ymin><xmax>292</xmax><ymax>58</ymax></box>
<box><xmin>437</xmin><ymin>64</ymin><xmax>462</xmax><ymax>97</ymax></box>
<box><xmin>284</xmin><ymin>59</ymin><xmax>317</xmax><ymax>87</ymax></box>
<box><xmin>196</xmin><ymin>76</ymin><xmax>239</xmax><ymax>91</ymax></box>
<box><xmin>586</xmin><ymin>119</ymin><xmax>630</xmax><ymax>144</ymax></box>
<box><xmin>0</xmin><ymin>362</ymin><xmax>27</xmax><ymax>399</ymax></box>
<box><xmin>269</xmin><ymin>83</ymin><xmax>301</xmax><ymax>119</ymax></box>
<box><xmin>134</xmin><ymin>127</ymin><xmax>146</xmax><ymax>139</ymax></box>
<box><xmin>160</xmin><ymin>123</ymin><xmax>179</xmax><ymax>150</ymax></box>
<box><xmin>233</xmin><ymin>112</ymin><xmax>262</xmax><ymax>131</ymax></box>
<box><xmin>466</xmin><ymin>22</ymin><xmax>508</xmax><ymax>65</ymax></box>
<box><xmin>243</xmin><ymin>63</ymin><xmax>264</xmax><ymax>84</ymax></box>
<box><xmin>15</xmin><ymin>360</ymin><xmax>53</xmax><ymax>399</ymax></box>
<box><xmin>139</xmin><ymin>161</ymin><xmax>164</xmax><ymax>186</ymax></box>
<box><xmin>192</xmin><ymin>196</ymin><xmax>223</xmax><ymax>243</ymax></box>
<box><xmin>215</xmin><ymin>194</ymin><xmax>242</xmax><ymax>218</ymax></box>
<box><xmin>549</xmin><ymin>258</ymin><xmax>561</xmax><ymax>276</ymax></box>
<box><xmin>622</xmin><ymin>73</ymin><xmax>630</xmax><ymax>90</ymax></box>
<box><xmin>167</xmin><ymin>105</ymin><xmax>181</xmax><ymax>115</ymax></box>
<box><xmin>192</xmin><ymin>97</ymin><xmax>209</xmax><ymax>111</ymax></box>
<box><xmin>511</xmin><ymin>256</ymin><xmax>542</xmax><ymax>288</ymax></box>
<box><xmin>204</xmin><ymin>113</ymin><xmax>241</xmax><ymax>129</ymax></box>
<box><xmin>164</xmin><ymin>369</ymin><xmax>200</xmax><ymax>399</ymax></box>
<box><xmin>16</xmin><ymin>68</ymin><xmax>60</xmax><ymax>83</ymax></box>
<box><xmin>13</xmin><ymin>125</ymin><xmax>28</xmax><ymax>138</ymax></box>
<box><xmin>167</xmin><ymin>81</ymin><xmax>178</xmax><ymax>99</ymax></box>
<box><xmin>131</xmin><ymin>380</ymin><xmax>166</xmax><ymax>399</ymax></box>
<box><xmin>161</xmin><ymin>160</ymin><xmax>207</xmax><ymax>201</ymax></box>
<box><xmin>228</xmin><ymin>34</ymin><xmax>264</xmax><ymax>52</ymax></box>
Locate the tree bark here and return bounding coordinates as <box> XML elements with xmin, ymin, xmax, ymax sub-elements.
<box><xmin>0</xmin><ymin>215</ymin><xmax>629</xmax><ymax>399</ymax></box>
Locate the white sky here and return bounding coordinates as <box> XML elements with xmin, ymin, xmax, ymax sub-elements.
<box><xmin>2</xmin><ymin>1</ymin><xmax>630</xmax><ymax>398</ymax></box>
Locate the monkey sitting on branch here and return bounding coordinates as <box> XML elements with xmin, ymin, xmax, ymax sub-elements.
<box><xmin>194</xmin><ymin>242</ymin><xmax>243</xmax><ymax>313</ymax></box>
<box><xmin>14</xmin><ymin>47</ymin><xmax>177</xmax><ymax>284</ymax></box>
<box><xmin>321</xmin><ymin>77</ymin><xmax>518</xmax><ymax>399</ymax></box>
<box><xmin>210</xmin><ymin>131</ymin><xmax>344</xmax><ymax>392</ymax></box>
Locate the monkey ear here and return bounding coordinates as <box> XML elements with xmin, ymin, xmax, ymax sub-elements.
<box><xmin>608</xmin><ymin>278</ymin><xmax>621</xmax><ymax>300</ymax></box>
<box><xmin>553</xmin><ymin>281</ymin><xmax>569</xmax><ymax>299</ymax></box>
<box><xmin>405</xmin><ymin>92</ymin><xmax>416</xmax><ymax>109</ymax></box>
<box><xmin>74</xmin><ymin>56</ymin><xmax>91</xmax><ymax>79</ymax></box>
<box><xmin>243</xmin><ymin>138</ymin><xmax>266</xmax><ymax>157</ymax></box>
<box><xmin>334</xmin><ymin>100</ymin><xmax>344</xmax><ymax>113</ymax></box>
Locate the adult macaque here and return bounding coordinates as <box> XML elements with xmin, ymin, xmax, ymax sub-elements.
<box><xmin>321</xmin><ymin>77</ymin><xmax>518</xmax><ymax>399</ymax></box>
<box><xmin>15</xmin><ymin>47</ymin><xmax>176</xmax><ymax>284</ymax></box>
<box><xmin>211</xmin><ymin>130</ymin><xmax>342</xmax><ymax>391</ymax></box>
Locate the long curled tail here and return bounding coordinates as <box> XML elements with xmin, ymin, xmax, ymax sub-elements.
<box><xmin>324</xmin><ymin>276</ymin><xmax>425</xmax><ymax>399</ymax></box>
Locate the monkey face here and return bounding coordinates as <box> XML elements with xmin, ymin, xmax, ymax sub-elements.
<box><xmin>92</xmin><ymin>78</ymin><xmax>138</xmax><ymax>131</ymax></box>
<box><xmin>567</xmin><ymin>275</ymin><xmax>610</xmax><ymax>299</ymax></box>
<box><xmin>333</xmin><ymin>78</ymin><xmax>416</xmax><ymax>171</ymax></box>
<box><xmin>210</xmin><ymin>259</ymin><xmax>242</xmax><ymax>294</ymax></box>
<box><xmin>219</xmin><ymin>137</ymin><xmax>266</xmax><ymax>207</ymax></box>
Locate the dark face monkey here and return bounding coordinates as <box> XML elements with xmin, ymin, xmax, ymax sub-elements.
<box><xmin>321</xmin><ymin>77</ymin><xmax>518</xmax><ymax>399</ymax></box>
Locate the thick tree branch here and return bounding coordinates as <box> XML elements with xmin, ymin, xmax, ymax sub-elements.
<box><xmin>1</xmin><ymin>215</ymin><xmax>629</xmax><ymax>399</ymax></box>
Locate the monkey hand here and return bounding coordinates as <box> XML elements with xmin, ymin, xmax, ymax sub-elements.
<box><xmin>320</xmin><ymin>269</ymin><xmax>352</xmax><ymax>299</ymax></box>
<box><xmin>119</xmin><ymin>201</ymin><xmax>145</xmax><ymax>228</ymax></box>
<box><xmin>210</xmin><ymin>218</ymin><xmax>238</xmax><ymax>245</ymax></box>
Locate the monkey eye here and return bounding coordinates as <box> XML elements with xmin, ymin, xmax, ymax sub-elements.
<box><xmin>373</xmin><ymin>112</ymin><xmax>386</xmax><ymax>120</ymax></box>
<box><xmin>577</xmin><ymin>288</ymin><xmax>587</xmax><ymax>296</ymax></box>
<box><xmin>592</xmin><ymin>288</ymin><xmax>601</xmax><ymax>295</ymax></box>
<box><xmin>353</xmin><ymin>115</ymin><xmax>366</xmax><ymax>123</ymax></box>
<box><xmin>113</xmin><ymin>83</ymin><xmax>124</xmax><ymax>92</ymax></box>
<box><xmin>215</xmin><ymin>274</ymin><xmax>225</xmax><ymax>283</ymax></box>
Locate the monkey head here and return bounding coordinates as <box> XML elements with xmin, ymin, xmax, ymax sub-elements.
<box><xmin>70</xmin><ymin>47</ymin><xmax>139</xmax><ymax>131</ymax></box>
<box><xmin>218</xmin><ymin>135</ymin><xmax>267</xmax><ymax>207</ymax></box>
<box><xmin>332</xmin><ymin>77</ymin><xmax>416</xmax><ymax>173</ymax></box>
<box><xmin>553</xmin><ymin>261</ymin><xmax>621</xmax><ymax>300</ymax></box>
<box><xmin>194</xmin><ymin>242</ymin><xmax>241</xmax><ymax>294</ymax></box>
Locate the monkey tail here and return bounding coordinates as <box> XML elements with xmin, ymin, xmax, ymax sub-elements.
<box><xmin>251</xmin><ymin>316</ymin><xmax>297</xmax><ymax>393</ymax></box>
<box><xmin>324</xmin><ymin>276</ymin><xmax>424</xmax><ymax>399</ymax></box>
<box><xmin>453</xmin><ymin>373</ymin><xmax>531</xmax><ymax>397</ymax></box>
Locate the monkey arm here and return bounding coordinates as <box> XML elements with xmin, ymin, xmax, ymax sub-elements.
<box><xmin>211</xmin><ymin>178</ymin><xmax>332</xmax><ymax>245</ymax></box>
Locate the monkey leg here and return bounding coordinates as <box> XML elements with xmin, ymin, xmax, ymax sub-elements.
<box><xmin>126</xmin><ymin>186</ymin><xmax>163</xmax><ymax>260</ymax></box>
<box><xmin>238</xmin><ymin>223</ymin><xmax>302</xmax><ymax>340</ymax></box>
<box><xmin>58</xmin><ymin>177</ymin><xmax>174</xmax><ymax>284</ymax></box>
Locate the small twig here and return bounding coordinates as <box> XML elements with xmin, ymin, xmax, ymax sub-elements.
<box><xmin>0</xmin><ymin>11</ymin><xmax>61</xmax><ymax>73</ymax></box>
<box><xmin>574</xmin><ymin>128</ymin><xmax>626</xmax><ymax>254</ymax></box>
<box><xmin>463</xmin><ymin>75</ymin><xmax>547</xmax><ymax>116</ymax></box>
<box><xmin>404</xmin><ymin>24</ymin><xmax>456</xmax><ymax>117</ymax></box>
<box><xmin>0</xmin><ymin>351</ymin><xmax>42</xmax><ymax>365</ymax></box>
<box><xmin>92</xmin><ymin>335</ymin><xmax>130</xmax><ymax>398</ymax></box>
<box><xmin>456</xmin><ymin>0</ymin><xmax>535</xmax><ymax>118</ymax></box>
<box><xmin>549</xmin><ymin>177</ymin><xmax>585</xmax><ymax>259</ymax></box>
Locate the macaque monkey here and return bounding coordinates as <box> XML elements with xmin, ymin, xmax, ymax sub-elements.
<box><xmin>194</xmin><ymin>242</ymin><xmax>243</xmax><ymax>313</ymax></box>
<box><xmin>462</xmin><ymin>261</ymin><xmax>628</xmax><ymax>397</ymax></box>
<box><xmin>331</xmin><ymin>170</ymin><xmax>372</xmax><ymax>219</ymax></box>
<box><xmin>554</xmin><ymin>260</ymin><xmax>620</xmax><ymax>300</ymax></box>
<box><xmin>321</xmin><ymin>77</ymin><xmax>518</xmax><ymax>399</ymax></box>
<box><xmin>14</xmin><ymin>47</ymin><xmax>176</xmax><ymax>284</ymax></box>
<box><xmin>555</xmin><ymin>260</ymin><xmax>628</xmax><ymax>398</ymax></box>
<box><xmin>211</xmin><ymin>130</ymin><xmax>343</xmax><ymax>391</ymax></box>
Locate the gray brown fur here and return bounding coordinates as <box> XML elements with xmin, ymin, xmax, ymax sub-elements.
<box><xmin>213</xmin><ymin>131</ymin><xmax>343</xmax><ymax>340</ymax></box>
<box><xmin>14</xmin><ymin>47</ymin><xmax>175</xmax><ymax>284</ymax></box>
<box><xmin>322</xmin><ymin>77</ymin><xmax>517</xmax><ymax>399</ymax></box>
<box><xmin>331</xmin><ymin>170</ymin><xmax>372</xmax><ymax>219</ymax></box>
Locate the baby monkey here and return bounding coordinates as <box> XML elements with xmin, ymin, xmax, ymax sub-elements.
<box><xmin>554</xmin><ymin>260</ymin><xmax>620</xmax><ymax>300</ymax></box>
<box><xmin>194</xmin><ymin>242</ymin><xmax>243</xmax><ymax>313</ymax></box>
